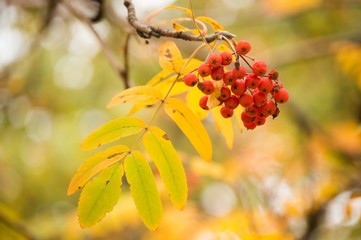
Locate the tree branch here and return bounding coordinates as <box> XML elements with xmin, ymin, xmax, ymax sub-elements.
<box><xmin>123</xmin><ymin>0</ymin><xmax>236</xmax><ymax>42</ymax></box>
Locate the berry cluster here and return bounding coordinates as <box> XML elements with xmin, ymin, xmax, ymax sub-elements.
<box><xmin>183</xmin><ymin>40</ymin><xmax>289</xmax><ymax>130</ymax></box>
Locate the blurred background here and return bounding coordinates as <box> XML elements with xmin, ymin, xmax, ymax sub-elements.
<box><xmin>1</xmin><ymin>0</ymin><xmax>361</xmax><ymax>239</ymax></box>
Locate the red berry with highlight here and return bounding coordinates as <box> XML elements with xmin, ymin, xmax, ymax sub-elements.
<box><xmin>244</xmin><ymin>121</ymin><xmax>257</xmax><ymax>130</ymax></box>
<box><xmin>236</xmin><ymin>40</ymin><xmax>251</xmax><ymax>55</ymax></box>
<box><xmin>274</xmin><ymin>88</ymin><xmax>289</xmax><ymax>103</ymax></box>
<box><xmin>199</xmin><ymin>95</ymin><xmax>209</xmax><ymax>110</ymax></box>
<box><xmin>219</xmin><ymin>86</ymin><xmax>231</xmax><ymax>101</ymax></box>
<box><xmin>220</xmin><ymin>107</ymin><xmax>234</xmax><ymax>118</ymax></box>
<box><xmin>183</xmin><ymin>73</ymin><xmax>198</xmax><ymax>87</ymax></box>
<box><xmin>245</xmin><ymin>74</ymin><xmax>260</xmax><ymax>89</ymax></box>
<box><xmin>232</xmin><ymin>66</ymin><xmax>247</xmax><ymax>79</ymax></box>
<box><xmin>211</xmin><ymin>66</ymin><xmax>225</xmax><ymax>81</ymax></box>
<box><xmin>231</xmin><ymin>79</ymin><xmax>246</xmax><ymax>96</ymax></box>
<box><xmin>221</xmin><ymin>52</ymin><xmax>233</xmax><ymax>66</ymax></box>
<box><xmin>198</xmin><ymin>63</ymin><xmax>212</xmax><ymax>77</ymax></box>
<box><xmin>207</xmin><ymin>54</ymin><xmax>222</xmax><ymax>68</ymax></box>
<box><xmin>253</xmin><ymin>91</ymin><xmax>268</xmax><ymax>106</ymax></box>
<box><xmin>198</xmin><ymin>80</ymin><xmax>215</xmax><ymax>95</ymax></box>
<box><xmin>252</xmin><ymin>61</ymin><xmax>267</xmax><ymax>76</ymax></box>
<box><xmin>258</xmin><ymin>77</ymin><xmax>273</xmax><ymax>94</ymax></box>
<box><xmin>239</xmin><ymin>93</ymin><xmax>253</xmax><ymax>108</ymax></box>
<box><xmin>241</xmin><ymin>111</ymin><xmax>255</xmax><ymax>124</ymax></box>
<box><xmin>244</xmin><ymin>104</ymin><xmax>258</xmax><ymax>117</ymax></box>
<box><xmin>255</xmin><ymin>116</ymin><xmax>266</xmax><ymax>126</ymax></box>
<box><xmin>223</xmin><ymin>71</ymin><xmax>235</xmax><ymax>85</ymax></box>
<box><xmin>224</xmin><ymin>95</ymin><xmax>239</xmax><ymax>109</ymax></box>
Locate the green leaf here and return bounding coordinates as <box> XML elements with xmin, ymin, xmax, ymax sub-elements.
<box><xmin>107</xmin><ymin>86</ymin><xmax>163</xmax><ymax>108</ymax></box>
<box><xmin>143</xmin><ymin>126</ymin><xmax>188</xmax><ymax>209</ymax></box>
<box><xmin>78</xmin><ymin>163</ymin><xmax>123</xmax><ymax>228</ymax></box>
<box><xmin>159</xmin><ymin>41</ymin><xmax>183</xmax><ymax>73</ymax></box>
<box><xmin>124</xmin><ymin>151</ymin><xmax>163</xmax><ymax>231</ymax></box>
<box><xmin>67</xmin><ymin>145</ymin><xmax>129</xmax><ymax>195</ymax></box>
<box><xmin>81</xmin><ymin>117</ymin><xmax>146</xmax><ymax>151</ymax></box>
<box><xmin>164</xmin><ymin>98</ymin><xmax>212</xmax><ymax>162</ymax></box>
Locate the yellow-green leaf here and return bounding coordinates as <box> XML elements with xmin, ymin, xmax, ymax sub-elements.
<box><xmin>81</xmin><ymin>117</ymin><xmax>146</xmax><ymax>151</ymax></box>
<box><xmin>159</xmin><ymin>41</ymin><xmax>183</xmax><ymax>73</ymax></box>
<box><xmin>107</xmin><ymin>86</ymin><xmax>163</xmax><ymax>108</ymax></box>
<box><xmin>78</xmin><ymin>163</ymin><xmax>123</xmax><ymax>228</ymax></box>
<box><xmin>143</xmin><ymin>126</ymin><xmax>187</xmax><ymax>209</ymax></box>
<box><xmin>211</xmin><ymin>108</ymin><xmax>234</xmax><ymax>149</ymax></box>
<box><xmin>124</xmin><ymin>151</ymin><xmax>163</xmax><ymax>231</ymax></box>
<box><xmin>196</xmin><ymin>16</ymin><xmax>225</xmax><ymax>31</ymax></box>
<box><xmin>67</xmin><ymin>145</ymin><xmax>129</xmax><ymax>195</ymax></box>
<box><xmin>164</xmin><ymin>98</ymin><xmax>212</xmax><ymax>162</ymax></box>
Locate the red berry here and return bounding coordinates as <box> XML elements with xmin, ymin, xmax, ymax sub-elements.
<box><xmin>271</xmin><ymin>81</ymin><xmax>284</xmax><ymax>94</ymax></box>
<box><xmin>245</xmin><ymin>74</ymin><xmax>260</xmax><ymax>89</ymax></box>
<box><xmin>224</xmin><ymin>95</ymin><xmax>239</xmax><ymax>109</ymax></box>
<box><xmin>236</xmin><ymin>40</ymin><xmax>251</xmax><ymax>55</ymax></box>
<box><xmin>219</xmin><ymin>86</ymin><xmax>231</xmax><ymax>101</ymax></box>
<box><xmin>231</xmin><ymin>79</ymin><xmax>246</xmax><ymax>96</ymax></box>
<box><xmin>268</xmin><ymin>69</ymin><xmax>279</xmax><ymax>80</ymax></box>
<box><xmin>198</xmin><ymin>81</ymin><xmax>215</xmax><ymax>95</ymax></box>
<box><xmin>244</xmin><ymin>104</ymin><xmax>258</xmax><ymax>117</ymax></box>
<box><xmin>220</xmin><ymin>52</ymin><xmax>233</xmax><ymax>66</ymax></box>
<box><xmin>223</xmin><ymin>71</ymin><xmax>235</xmax><ymax>85</ymax></box>
<box><xmin>239</xmin><ymin>93</ymin><xmax>253</xmax><ymax>108</ymax></box>
<box><xmin>207</xmin><ymin>54</ymin><xmax>222</xmax><ymax>68</ymax></box>
<box><xmin>232</xmin><ymin>66</ymin><xmax>247</xmax><ymax>79</ymax></box>
<box><xmin>253</xmin><ymin>91</ymin><xmax>268</xmax><ymax>106</ymax></box>
<box><xmin>260</xmin><ymin>100</ymin><xmax>276</xmax><ymax>117</ymax></box>
<box><xmin>244</xmin><ymin>121</ymin><xmax>257</xmax><ymax>130</ymax></box>
<box><xmin>258</xmin><ymin>77</ymin><xmax>273</xmax><ymax>94</ymax></box>
<box><xmin>211</xmin><ymin>66</ymin><xmax>225</xmax><ymax>81</ymax></box>
<box><xmin>241</xmin><ymin>111</ymin><xmax>255</xmax><ymax>124</ymax></box>
<box><xmin>255</xmin><ymin>116</ymin><xmax>266</xmax><ymax>126</ymax></box>
<box><xmin>220</xmin><ymin>107</ymin><xmax>234</xmax><ymax>118</ymax></box>
<box><xmin>274</xmin><ymin>88</ymin><xmax>289</xmax><ymax>103</ymax></box>
<box><xmin>199</xmin><ymin>96</ymin><xmax>209</xmax><ymax>110</ymax></box>
<box><xmin>252</xmin><ymin>61</ymin><xmax>267</xmax><ymax>76</ymax></box>
<box><xmin>198</xmin><ymin>63</ymin><xmax>212</xmax><ymax>77</ymax></box>
<box><xmin>183</xmin><ymin>73</ymin><xmax>198</xmax><ymax>87</ymax></box>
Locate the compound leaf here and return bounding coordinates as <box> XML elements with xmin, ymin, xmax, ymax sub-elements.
<box><xmin>67</xmin><ymin>145</ymin><xmax>129</xmax><ymax>195</ymax></box>
<box><xmin>81</xmin><ymin>117</ymin><xmax>146</xmax><ymax>151</ymax></box>
<box><xmin>124</xmin><ymin>151</ymin><xmax>163</xmax><ymax>231</ymax></box>
<box><xmin>143</xmin><ymin>126</ymin><xmax>188</xmax><ymax>209</ymax></box>
<box><xmin>78</xmin><ymin>163</ymin><xmax>123</xmax><ymax>228</ymax></box>
<box><xmin>159</xmin><ymin>41</ymin><xmax>183</xmax><ymax>73</ymax></box>
<box><xmin>107</xmin><ymin>86</ymin><xmax>163</xmax><ymax>108</ymax></box>
<box><xmin>164</xmin><ymin>98</ymin><xmax>212</xmax><ymax>162</ymax></box>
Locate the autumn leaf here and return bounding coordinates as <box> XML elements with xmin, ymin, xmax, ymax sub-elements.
<box><xmin>124</xmin><ymin>151</ymin><xmax>163</xmax><ymax>231</ymax></box>
<box><xmin>196</xmin><ymin>16</ymin><xmax>225</xmax><ymax>31</ymax></box>
<box><xmin>164</xmin><ymin>98</ymin><xmax>212</xmax><ymax>162</ymax></box>
<box><xmin>211</xmin><ymin>108</ymin><xmax>234</xmax><ymax>149</ymax></box>
<box><xmin>107</xmin><ymin>86</ymin><xmax>163</xmax><ymax>108</ymax></box>
<box><xmin>159</xmin><ymin>41</ymin><xmax>183</xmax><ymax>73</ymax></box>
<box><xmin>143</xmin><ymin>126</ymin><xmax>188</xmax><ymax>209</ymax></box>
<box><xmin>81</xmin><ymin>117</ymin><xmax>146</xmax><ymax>151</ymax></box>
<box><xmin>67</xmin><ymin>145</ymin><xmax>129</xmax><ymax>195</ymax></box>
<box><xmin>78</xmin><ymin>163</ymin><xmax>123</xmax><ymax>228</ymax></box>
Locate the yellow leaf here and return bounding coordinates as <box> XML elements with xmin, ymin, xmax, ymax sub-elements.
<box><xmin>211</xmin><ymin>108</ymin><xmax>234</xmax><ymax>149</ymax></box>
<box><xmin>234</xmin><ymin>107</ymin><xmax>244</xmax><ymax>132</ymax></box>
<box><xmin>164</xmin><ymin>98</ymin><xmax>212</xmax><ymax>162</ymax></box>
<box><xmin>163</xmin><ymin>5</ymin><xmax>192</xmax><ymax>16</ymax></box>
<box><xmin>196</xmin><ymin>16</ymin><xmax>225</xmax><ymax>31</ymax></box>
<box><xmin>67</xmin><ymin>145</ymin><xmax>129</xmax><ymax>195</ymax></box>
<box><xmin>107</xmin><ymin>86</ymin><xmax>163</xmax><ymax>108</ymax></box>
<box><xmin>147</xmin><ymin>69</ymin><xmax>175</xmax><ymax>86</ymax></box>
<box><xmin>78</xmin><ymin>163</ymin><xmax>123</xmax><ymax>228</ymax></box>
<box><xmin>143</xmin><ymin>126</ymin><xmax>188</xmax><ymax>209</ymax></box>
<box><xmin>172</xmin><ymin>23</ymin><xmax>199</xmax><ymax>36</ymax></box>
<box><xmin>124</xmin><ymin>151</ymin><xmax>163</xmax><ymax>231</ymax></box>
<box><xmin>159</xmin><ymin>41</ymin><xmax>183</xmax><ymax>73</ymax></box>
<box><xmin>81</xmin><ymin>117</ymin><xmax>146</xmax><ymax>151</ymax></box>
<box><xmin>179</xmin><ymin>58</ymin><xmax>203</xmax><ymax>75</ymax></box>
<box><xmin>186</xmin><ymin>87</ymin><xmax>209</xmax><ymax>120</ymax></box>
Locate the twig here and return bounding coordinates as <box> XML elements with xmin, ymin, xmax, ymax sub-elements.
<box><xmin>123</xmin><ymin>0</ymin><xmax>236</xmax><ymax>42</ymax></box>
<box><xmin>62</xmin><ymin>0</ymin><xmax>128</xmax><ymax>88</ymax></box>
<box><xmin>121</xmin><ymin>33</ymin><xmax>131</xmax><ymax>89</ymax></box>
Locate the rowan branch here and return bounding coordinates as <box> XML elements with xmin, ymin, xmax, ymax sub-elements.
<box><xmin>123</xmin><ymin>0</ymin><xmax>236</xmax><ymax>42</ymax></box>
